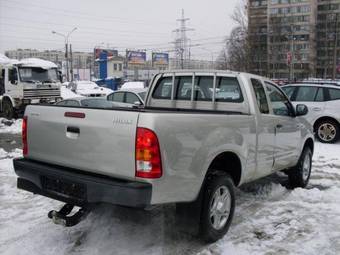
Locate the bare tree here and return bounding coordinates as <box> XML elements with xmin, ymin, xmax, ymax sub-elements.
<box><xmin>220</xmin><ymin>0</ymin><xmax>250</xmax><ymax>72</ymax></box>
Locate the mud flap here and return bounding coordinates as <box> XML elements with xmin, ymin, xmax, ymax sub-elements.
<box><xmin>48</xmin><ymin>204</ymin><xmax>91</xmax><ymax>227</ymax></box>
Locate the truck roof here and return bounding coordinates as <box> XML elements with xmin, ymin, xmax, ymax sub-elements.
<box><xmin>16</xmin><ymin>58</ymin><xmax>57</xmax><ymax>69</ymax></box>
<box><xmin>0</xmin><ymin>56</ymin><xmax>57</xmax><ymax>69</ymax></box>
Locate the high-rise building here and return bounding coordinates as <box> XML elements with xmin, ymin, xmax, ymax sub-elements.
<box><xmin>248</xmin><ymin>0</ymin><xmax>340</xmax><ymax>80</ymax></box>
<box><xmin>268</xmin><ymin>0</ymin><xmax>317</xmax><ymax>80</ymax></box>
<box><xmin>248</xmin><ymin>0</ymin><xmax>269</xmax><ymax>76</ymax></box>
<box><xmin>316</xmin><ymin>0</ymin><xmax>340</xmax><ymax>79</ymax></box>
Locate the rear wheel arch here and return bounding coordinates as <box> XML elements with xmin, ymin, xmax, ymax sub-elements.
<box><xmin>303</xmin><ymin>137</ymin><xmax>314</xmax><ymax>155</ymax></box>
<box><xmin>205</xmin><ymin>151</ymin><xmax>242</xmax><ymax>187</ymax></box>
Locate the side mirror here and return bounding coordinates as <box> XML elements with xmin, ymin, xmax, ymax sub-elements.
<box><xmin>10</xmin><ymin>79</ymin><xmax>17</xmax><ymax>85</ymax></box>
<box><xmin>295</xmin><ymin>104</ymin><xmax>308</xmax><ymax>116</ymax></box>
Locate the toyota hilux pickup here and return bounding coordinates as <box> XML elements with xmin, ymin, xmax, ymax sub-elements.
<box><xmin>14</xmin><ymin>70</ymin><xmax>314</xmax><ymax>242</ymax></box>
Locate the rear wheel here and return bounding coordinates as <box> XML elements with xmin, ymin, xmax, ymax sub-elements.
<box><xmin>315</xmin><ymin>120</ymin><xmax>340</xmax><ymax>143</ymax></box>
<box><xmin>200</xmin><ymin>173</ymin><xmax>235</xmax><ymax>243</ymax></box>
<box><xmin>288</xmin><ymin>147</ymin><xmax>312</xmax><ymax>188</ymax></box>
<box><xmin>2</xmin><ymin>99</ymin><xmax>15</xmax><ymax>120</ymax></box>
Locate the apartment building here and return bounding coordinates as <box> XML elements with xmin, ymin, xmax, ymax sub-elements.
<box><xmin>248</xmin><ymin>0</ymin><xmax>269</xmax><ymax>76</ymax></box>
<box><xmin>316</xmin><ymin>0</ymin><xmax>340</xmax><ymax>78</ymax></box>
<box><xmin>249</xmin><ymin>0</ymin><xmax>340</xmax><ymax>80</ymax></box>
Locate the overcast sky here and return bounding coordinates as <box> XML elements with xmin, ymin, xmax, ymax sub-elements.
<box><xmin>0</xmin><ymin>0</ymin><xmax>240</xmax><ymax>60</ymax></box>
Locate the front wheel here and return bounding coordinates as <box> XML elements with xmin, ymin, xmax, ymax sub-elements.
<box><xmin>2</xmin><ymin>99</ymin><xmax>15</xmax><ymax>120</ymax></box>
<box><xmin>315</xmin><ymin>120</ymin><xmax>340</xmax><ymax>143</ymax></box>
<box><xmin>200</xmin><ymin>173</ymin><xmax>235</xmax><ymax>243</ymax></box>
<box><xmin>288</xmin><ymin>147</ymin><xmax>312</xmax><ymax>188</ymax></box>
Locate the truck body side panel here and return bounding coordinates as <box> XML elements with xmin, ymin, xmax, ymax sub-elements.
<box><xmin>137</xmin><ymin>112</ymin><xmax>257</xmax><ymax>204</ymax></box>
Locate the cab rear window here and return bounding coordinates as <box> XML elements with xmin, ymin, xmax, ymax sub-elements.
<box><xmin>152</xmin><ymin>75</ymin><xmax>243</xmax><ymax>102</ymax></box>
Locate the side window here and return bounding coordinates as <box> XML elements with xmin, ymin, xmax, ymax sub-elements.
<box><xmin>125</xmin><ymin>92</ymin><xmax>140</xmax><ymax>104</ymax></box>
<box><xmin>66</xmin><ymin>100</ymin><xmax>80</xmax><ymax>107</ymax></box>
<box><xmin>56</xmin><ymin>100</ymin><xmax>79</xmax><ymax>106</ymax></box>
<box><xmin>56</xmin><ymin>100</ymin><xmax>68</xmax><ymax>106</ymax></box>
<box><xmin>108</xmin><ymin>92</ymin><xmax>124</xmax><ymax>102</ymax></box>
<box><xmin>328</xmin><ymin>89</ymin><xmax>340</xmax><ymax>100</ymax></box>
<box><xmin>251</xmin><ymin>78</ymin><xmax>269</xmax><ymax>114</ymax></box>
<box><xmin>265</xmin><ymin>82</ymin><xmax>290</xmax><ymax>116</ymax></box>
<box><xmin>295</xmin><ymin>86</ymin><xmax>318</xmax><ymax>102</ymax></box>
<box><xmin>315</xmin><ymin>88</ymin><xmax>325</xmax><ymax>102</ymax></box>
<box><xmin>9</xmin><ymin>68</ymin><xmax>18</xmax><ymax>84</ymax></box>
<box><xmin>281</xmin><ymin>86</ymin><xmax>295</xmax><ymax>100</ymax></box>
<box><xmin>216</xmin><ymin>77</ymin><xmax>243</xmax><ymax>102</ymax></box>
<box><xmin>152</xmin><ymin>77</ymin><xmax>172</xmax><ymax>99</ymax></box>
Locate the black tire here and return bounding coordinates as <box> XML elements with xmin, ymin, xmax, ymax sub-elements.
<box><xmin>288</xmin><ymin>147</ymin><xmax>312</xmax><ymax>188</ymax></box>
<box><xmin>2</xmin><ymin>99</ymin><xmax>15</xmax><ymax>120</ymax></box>
<box><xmin>200</xmin><ymin>173</ymin><xmax>235</xmax><ymax>243</ymax></box>
<box><xmin>315</xmin><ymin>119</ymin><xmax>340</xmax><ymax>144</ymax></box>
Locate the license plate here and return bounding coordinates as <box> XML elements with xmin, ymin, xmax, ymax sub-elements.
<box><xmin>41</xmin><ymin>176</ymin><xmax>86</xmax><ymax>201</ymax></box>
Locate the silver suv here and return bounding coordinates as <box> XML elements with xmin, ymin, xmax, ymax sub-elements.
<box><xmin>282</xmin><ymin>84</ymin><xmax>340</xmax><ymax>143</ymax></box>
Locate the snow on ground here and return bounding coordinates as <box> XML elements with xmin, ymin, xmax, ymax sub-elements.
<box><xmin>0</xmin><ymin>128</ymin><xmax>339</xmax><ymax>254</ymax></box>
<box><xmin>0</xmin><ymin>118</ymin><xmax>22</xmax><ymax>134</ymax></box>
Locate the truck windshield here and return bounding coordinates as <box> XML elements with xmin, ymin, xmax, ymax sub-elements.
<box><xmin>19</xmin><ymin>67</ymin><xmax>58</xmax><ymax>83</ymax></box>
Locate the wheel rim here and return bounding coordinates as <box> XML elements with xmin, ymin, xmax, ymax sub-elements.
<box><xmin>209</xmin><ymin>186</ymin><xmax>231</xmax><ymax>230</ymax></box>
<box><xmin>318</xmin><ymin>123</ymin><xmax>336</xmax><ymax>142</ymax></box>
<box><xmin>302</xmin><ymin>153</ymin><xmax>311</xmax><ymax>181</ymax></box>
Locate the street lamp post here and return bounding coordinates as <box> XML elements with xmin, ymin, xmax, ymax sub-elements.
<box><xmin>52</xmin><ymin>27</ymin><xmax>77</xmax><ymax>82</ymax></box>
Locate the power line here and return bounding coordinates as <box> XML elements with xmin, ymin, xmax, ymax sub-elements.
<box><xmin>1</xmin><ymin>1</ymin><xmax>175</xmax><ymax>27</ymax></box>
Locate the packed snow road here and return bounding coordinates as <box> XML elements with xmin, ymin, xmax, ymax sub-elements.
<box><xmin>0</xmin><ymin>120</ymin><xmax>339</xmax><ymax>255</ymax></box>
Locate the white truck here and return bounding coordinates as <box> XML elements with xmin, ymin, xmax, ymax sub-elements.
<box><xmin>0</xmin><ymin>55</ymin><xmax>62</xmax><ymax>119</ymax></box>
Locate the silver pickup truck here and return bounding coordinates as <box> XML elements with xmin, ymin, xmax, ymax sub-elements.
<box><xmin>14</xmin><ymin>70</ymin><xmax>314</xmax><ymax>242</ymax></box>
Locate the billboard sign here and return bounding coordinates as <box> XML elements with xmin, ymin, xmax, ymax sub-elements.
<box><xmin>127</xmin><ymin>51</ymin><xmax>146</xmax><ymax>65</ymax></box>
<box><xmin>152</xmin><ymin>53</ymin><xmax>169</xmax><ymax>66</ymax></box>
<box><xmin>94</xmin><ymin>48</ymin><xmax>118</xmax><ymax>59</ymax></box>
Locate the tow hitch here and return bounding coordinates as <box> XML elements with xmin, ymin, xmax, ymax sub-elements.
<box><xmin>48</xmin><ymin>204</ymin><xmax>91</xmax><ymax>227</ymax></box>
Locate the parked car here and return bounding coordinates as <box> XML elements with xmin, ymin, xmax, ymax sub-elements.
<box><xmin>56</xmin><ymin>97</ymin><xmax>115</xmax><ymax>109</ymax></box>
<box><xmin>107</xmin><ymin>88</ymin><xmax>147</xmax><ymax>107</ymax></box>
<box><xmin>14</xmin><ymin>70</ymin><xmax>314</xmax><ymax>243</ymax></box>
<box><xmin>282</xmin><ymin>83</ymin><xmax>340</xmax><ymax>143</ymax></box>
<box><xmin>69</xmin><ymin>81</ymin><xmax>113</xmax><ymax>97</ymax></box>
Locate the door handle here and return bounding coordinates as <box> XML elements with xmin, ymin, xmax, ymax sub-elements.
<box><xmin>276</xmin><ymin>124</ymin><xmax>283</xmax><ymax>129</ymax></box>
<box><xmin>67</xmin><ymin>126</ymin><xmax>80</xmax><ymax>134</ymax></box>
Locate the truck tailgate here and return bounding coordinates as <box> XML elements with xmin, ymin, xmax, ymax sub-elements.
<box><xmin>25</xmin><ymin>105</ymin><xmax>139</xmax><ymax>180</ymax></box>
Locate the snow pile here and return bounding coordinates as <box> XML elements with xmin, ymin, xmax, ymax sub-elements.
<box><xmin>0</xmin><ymin>118</ymin><xmax>22</xmax><ymax>134</ymax></box>
<box><xmin>60</xmin><ymin>86</ymin><xmax>83</xmax><ymax>99</ymax></box>
<box><xmin>18</xmin><ymin>58</ymin><xmax>57</xmax><ymax>69</ymax></box>
<box><xmin>0</xmin><ymin>142</ymin><xmax>340</xmax><ymax>254</ymax></box>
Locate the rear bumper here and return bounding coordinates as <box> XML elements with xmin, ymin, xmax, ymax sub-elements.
<box><xmin>13</xmin><ymin>158</ymin><xmax>152</xmax><ymax>208</ymax></box>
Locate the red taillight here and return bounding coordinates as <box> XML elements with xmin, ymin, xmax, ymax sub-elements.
<box><xmin>135</xmin><ymin>127</ymin><xmax>162</xmax><ymax>179</ymax></box>
<box><xmin>22</xmin><ymin>116</ymin><xmax>28</xmax><ymax>157</ymax></box>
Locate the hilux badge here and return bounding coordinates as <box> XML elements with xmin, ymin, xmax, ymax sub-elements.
<box><xmin>113</xmin><ymin>117</ymin><xmax>132</xmax><ymax>125</ymax></box>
